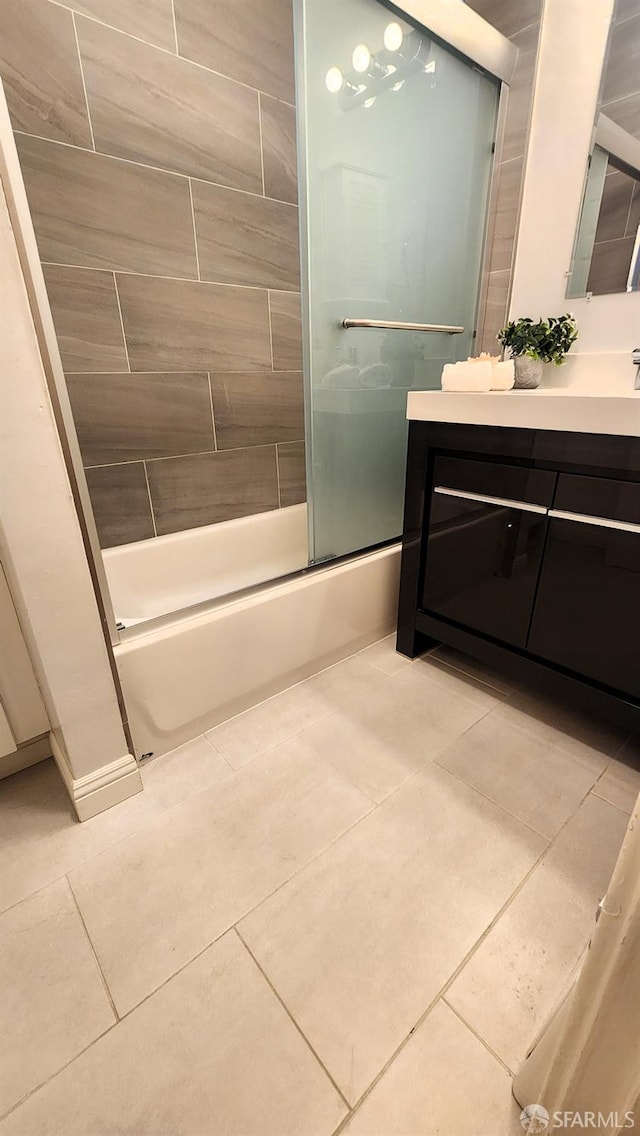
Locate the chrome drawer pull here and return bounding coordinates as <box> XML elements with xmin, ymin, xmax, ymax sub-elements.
<box><xmin>549</xmin><ymin>509</ymin><xmax>640</xmax><ymax>534</ymax></box>
<box><xmin>434</xmin><ymin>486</ymin><xmax>548</xmax><ymax>515</ymax></box>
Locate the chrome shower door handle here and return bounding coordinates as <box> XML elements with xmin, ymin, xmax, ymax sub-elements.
<box><xmin>341</xmin><ymin>318</ymin><xmax>464</xmax><ymax>334</ymax></box>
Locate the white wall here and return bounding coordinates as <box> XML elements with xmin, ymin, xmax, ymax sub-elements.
<box><xmin>0</xmin><ymin>560</ymin><xmax>49</xmax><ymax>745</ymax></box>
<box><xmin>511</xmin><ymin>0</ymin><xmax>640</xmax><ymax>389</ymax></box>
<box><xmin>0</xmin><ymin>164</ymin><xmax>141</xmax><ymax>817</ymax></box>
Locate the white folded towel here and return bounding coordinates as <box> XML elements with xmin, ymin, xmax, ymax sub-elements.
<box><xmin>441</xmin><ymin>361</ymin><xmax>492</xmax><ymax>391</ymax></box>
<box><xmin>490</xmin><ymin>359</ymin><xmax>515</xmax><ymax>389</ymax></box>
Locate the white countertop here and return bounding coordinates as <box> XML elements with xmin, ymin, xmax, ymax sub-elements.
<box><xmin>406</xmin><ymin>389</ymin><xmax>640</xmax><ymax>437</ymax></box>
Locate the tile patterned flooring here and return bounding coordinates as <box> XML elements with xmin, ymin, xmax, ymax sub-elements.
<box><xmin>1</xmin><ymin>638</ymin><xmax>638</xmax><ymax>1135</ymax></box>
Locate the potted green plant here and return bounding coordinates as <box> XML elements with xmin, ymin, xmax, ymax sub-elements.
<box><xmin>497</xmin><ymin>314</ymin><xmax>578</xmax><ymax>388</ymax></box>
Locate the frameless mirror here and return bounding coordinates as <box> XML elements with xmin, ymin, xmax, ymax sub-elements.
<box><xmin>566</xmin><ymin>0</ymin><xmax>640</xmax><ymax>298</ymax></box>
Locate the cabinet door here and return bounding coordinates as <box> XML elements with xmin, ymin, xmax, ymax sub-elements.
<box><xmin>527</xmin><ymin>514</ymin><xmax>640</xmax><ymax>699</ymax></box>
<box><xmin>422</xmin><ymin>487</ymin><xmax>549</xmax><ymax>647</ymax></box>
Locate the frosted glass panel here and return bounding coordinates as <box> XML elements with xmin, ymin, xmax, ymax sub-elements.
<box><xmin>298</xmin><ymin>0</ymin><xmax>499</xmax><ymax>562</ymax></box>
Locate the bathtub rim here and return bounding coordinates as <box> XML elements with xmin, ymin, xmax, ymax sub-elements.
<box><xmin>116</xmin><ymin>535</ymin><xmax>402</xmax><ymax>643</ymax></box>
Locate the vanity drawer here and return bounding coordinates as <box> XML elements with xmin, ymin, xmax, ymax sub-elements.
<box><xmin>423</xmin><ymin>461</ymin><xmax>550</xmax><ymax>647</ymax></box>
<box><xmin>554</xmin><ymin>474</ymin><xmax>640</xmax><ymax>526</ymax></box>
<box><xmin>433</xmin><ymin>456</ymin><xmax>555</xmax><ymax>509</ymax></box>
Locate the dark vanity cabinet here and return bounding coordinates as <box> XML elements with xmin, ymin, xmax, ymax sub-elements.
<box><xmin>397</xmin><ymin>423</ymin><xmax>640</xmax><ymax>730</ymax></box>
<box><xmin>527</xmin><ymin>475</ymin><xmax>640</xmax><ymax>699</ymax></box>
<box><xmin>423</xmin><ymin>457</ymin><xmax>554</xmax><ymax>648</ymax></box>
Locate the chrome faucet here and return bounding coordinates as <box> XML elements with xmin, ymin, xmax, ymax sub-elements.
<box><xmin>634</xmin><ymin>347</ymin><xmax>640</xmax><ymax>389</ymax></box>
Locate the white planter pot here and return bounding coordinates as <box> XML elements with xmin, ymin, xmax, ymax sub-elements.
<box><xmin>513</xmin><ymin>356</ymin><xmax>544</xmax><ymax>389</ymax></box>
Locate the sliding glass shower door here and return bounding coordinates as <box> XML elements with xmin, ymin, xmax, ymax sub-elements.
<box><xmin>296</xmin><ymin>0</ymin><xmax>500</xmax><ymax>563</ymax></box>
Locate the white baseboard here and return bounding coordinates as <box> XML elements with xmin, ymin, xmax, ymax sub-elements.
<box><xmin>0</xmin><ymin>734</ymin><xmax>52</xmax><ymax>780</ymax></box>
<box><xmin>50</xmin><ymin>733</ymin><xmax>143</xmax><ymax>821</ymax></box>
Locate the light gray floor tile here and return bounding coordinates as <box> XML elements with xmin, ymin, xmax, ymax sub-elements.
<box><xmin>437</xmin><ymin>709</ymin><xmax>608</xmax><ymax>839</ymax></box>
<box><xmin>0</xmin><ymin>878</ymin><xmax>114</xmax><ymax>1117</ymax></box>
<box><xmin>300</xmin><ymin>666</ymin><xmax>489</xmax><ymax>804</ymax></box>
<box><xmin>0</xmin><ymin>738</ymin><xmax>229</xmax><ymax>913</ymax></box>
<box><xmin>343</xmin><ymin>1001</ymin><xmax>522</xmax><ymax>1135</ymax></box>
<box><xmin>430</xmin><ymin>643</ymin><xmax>519</xmax><ymax>695</ymax></box>
<box><xmin>69</xmin><ymin>738</ymin><xmax>372</xmax><ymax>1014</ymax></box>
<box><xmin>447</xmin><ymin>794</ymin><xmax>628</xmax><ymax>1070</ymax></box>
<box><xmin>205</xmin><ymin>680</ymin><xmax>333</xmax><ymax>769</ymax></box>
<box><xmin>240</xmin><ymin>763</ymin><xmax>545</xmax><ymax>1103</ymax></box>
<box><xmin>0</xmin><ymin>931</ymin><xmax>346</xmax><ymax>1136</ymax></box>
<box><xmin>593</xmin><ymin>737</ymin><xmax>640</xmax><ymax>815</ymax></box>
<box><xmin>491</xmin><ymin>688</ymin><xmax>626</xmax><ymax>763</ymax></box>
<box><xmin>358</xmin><ymin>634</ymin><xmax>412</xmax><ymax>676</ymax></box>
<box><xmin>409</xmin><ymin>654</ymin><xmax>505</xmax><ymax>711</ymax></box>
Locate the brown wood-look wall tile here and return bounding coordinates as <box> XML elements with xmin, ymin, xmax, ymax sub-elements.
<box><xmin>210</xmin><ymin>371</ymin><xmax>303</xmax><ymax>450</ymax></box>
<box><xmin>627</xmin><ymin>180</ymin><xmax>640</xmax><ymax>237</ymax></box>
<box><xmin>277</xmin><ymin>440</ymin><xmax>306</xmax><ymax>507</ymax></box>
<box><xmin>261</xmin><ymin>95</ymin><xmax>297</xmax><ymax>205</ymax></box>
<box><xmin>0</xmin><ymin>0</ymin><xmax>92</xmax><ymax>146</ymax></box>
<box><xmin>77</xmin><ymin>18</ymin><xmax>263</xmax><ymax>192</ymax></box>
<box><xmin>480</xmin><ymin>269</ymin><xmax>510</xmax><ymax>355</ymax></box>
<box><xmin>16</xmin><ymin>134</ymin><xmax>197</xmax><ymax>277</ymax></box>
<box><xmin>594</xmin><ymin>170</ymin><xmax>636</xmax><ymax>243</ymax></box>
<box><xmin>116</xmin><ymin>274</ymin><xmax>271</xmax><ymax>372</ymax></box>
<box><xmin>85</xmin><ymin>462</ymin><xmax>155</xmax><ymax>547</ymax></box>
<box><xmin>465</xmin><ymin>0</ymin><xmax>541</xmax><ymax>37</ymax></box>
<box><xmin>174</xmin><ymin>0</ymin><xmax>295</xmax><ymax>104</ymax></box>
<box><xmin>502</xmin><ymin>23</ymin><xmax>540</xmax><ymax>163</ymax></box>
<box><xmin>269</xmin><ymin>291</ymin><xmax>303</xmax><ymax>371</ymax></box>
<box><xmin>587</xmin><ymin>237</ymin><xmax>635</xmax><ymax>295</ymax></box>
<box><xmin>490</xmin><ymin>157</ymin><xmax>523</xmax><ymax>273</ymax></box>
<box><xmin>67</xmin><ymin>373</ymin><xmax>215</xmax><ymax>465</ymax></box>
<box><xmin>192</xmin><ymin>180</ymin><xmax>300</xmax><ymax>290</ymax></box>
<box><xmin>615</xmin><ymin>0</ymin><xmax>639</xmax><ymax>21</ymax></box>
<box><xmin>68</xmin><ymin>0</ymin><xmax>177</xmax><ymax>51</ymax></box>
<box><xmin>43</xmin><ymin>265</ymin><xmax>128</xmax><ymax>372</ymax></box>
<box><xmin>601</xmin><ymin>15</ymin><xmax>640</xmax><ymax>105</ymax></box>
<box><xmin>601</xmin><ymin>92</ymin><xmax>640</xmax><ymax>140</ymax></box>
<box><xmin>146</xmin><ymin>447</ymin><xmax>279</xmax><ymax>535</ymax></box>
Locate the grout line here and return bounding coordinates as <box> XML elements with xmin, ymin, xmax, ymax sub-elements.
<box><xmin>590</xmin><ymin>789</ymin><xmax>635</xmax><ymax>817</ymax></box>
<box><xmin>274</xmin><ymin>442</ymin><xmax>282</xmax><ymax>508</ymax></box>
<box><xmin>81</xmin><ymin>439</ymin><xmax>305</xmax><ymax>470</ymax></box>
<box><xmin>66</xmin><ymin>875</ymin><xmax>120</xmax><ymax>1022</ymax></box>
<box><xmin>432</xmin><ymin>756</ymin><xmax>552</xmax><ymax>842</ymax></box>
<box><xmin>187</xmin><ymin>178</ymin><xmax>201</xmax><ymax>281</ymax></box>
<box><xmin>234</xmin><ymin>927</ymin><xmax>353</xmax><ymax>1112</ymax></box>
<box><xmin>62</xmin><ymin>367</ymin><xmax>302</xmax><ymax>375</ymax></box>
<box><xmin>624</xmin><ymin>184</ymin><xmax>639</xmax><ymax>240</ymax></box>
<box><xmin>442</xmin><ymin>998</ymin><xmax>516</xmax><ymax>1076</ymax></box>
<box><xmin>591</xmin><ymin>234</ymin><xmax>635</xmax><ymax>248</ymax></box>
<box><xmin>257</xmin><ymin>92</ymin><xmax>266</xmax><ymax>198</ymax></box>
<box><xmin>63</xmin><ymin>369</ymin><xmax>302</xmax><ymax>376</ymax></box>
<box><xmin>42</xmin><ymin>257</ymin><xmax>299</xmax><ymax>291</ymax></box>
<box><xmin>47</xmin><ymin>0</ymin><xmax>295</xmax><ymax>106</ymax></box>
<box><xmin>71</xmin><ymin>11</ymin><xmax>96</xmax><ymax>151</ymax></box>
<box><xmin>169</xmin><ymin>0</ymin><xmax>179</xmax><ymax>53</ymax></box>
<box><xmin>0</xmin><ymin>1013</ymin><xmax>117</xmax><ymax>1123</ymax></box>
<box><xmin>332</xmin><ymin>786</ymin><xmax>603</xmax><ymax>1133</ymax></box>
<box><xmin>266</xmin><ymin>289</ymin><xmax>275</xmax><ymax>369</ymax></box>
<box><xmin>142</xmin><ymin>461</ymin><xmax>158</xmax><ymax>537</ymax></box>
<box><xmin>112</xmin><ymin>272</ymin><xmax>131</xmax><ymax>373</ymax></box>
<box><xmin>13</xmin><ymin>131</ymin><xmax>296</xmax><ymax>208</ymax></box>
<box><xmin>206</xmin><ymin>373</ymin><xmax>218</xmax><ymax>451</ymax></box>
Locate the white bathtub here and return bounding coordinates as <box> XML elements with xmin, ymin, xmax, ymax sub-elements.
<box><xmin>103</xmin><ymin>504</ymin><xmax>309</xmax><ymax>626</ymax></box>
<box><xmin>114</xmin><ymin>542</ymin><xmax>401</xmax><ymax>760</ymax></box>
